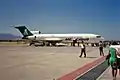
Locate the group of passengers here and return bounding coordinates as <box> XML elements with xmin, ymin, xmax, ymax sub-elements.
<box><xmin>106</xmin><ymin>41</ymin><xmax>120</xmax><ymax>80</ymax></box>
<box><xmin>79</xmin><ymin>41</ymin><xmax>120</xmax><ymax>80</ymax></box>
<box><xmin>79</xmin><ymin>41</ymin><xmax>104</xmax><ymax>58</ymax></box>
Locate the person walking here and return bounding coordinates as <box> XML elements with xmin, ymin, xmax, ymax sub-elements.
<box><xmin>99</xmin><ymin>41</ymin><xmax>104</xmax><ymax>56</ymax></box>
<box><xmin>79</xmin><ymin>41</ymin><xmax>86</xmax><ymax>58</ymax></box>
<box><xmin>117</xmin><ymin>52</ymin><xmax>120</xmax><ymax>76</ymax></box>
<box><xmin>106</xmin><ymin>41</ymin><xmax>120</xmax><ymax>80</ymax></box>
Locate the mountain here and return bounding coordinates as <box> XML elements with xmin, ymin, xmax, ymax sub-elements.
<box><xmin>0</xmin><ymin>33</ymin><xmax>21</xmax><ymax>40</ymax></box>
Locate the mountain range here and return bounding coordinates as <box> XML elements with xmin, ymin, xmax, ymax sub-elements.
<box><xmin>0</xmin><ymin>33</ymin><xmax>22</xmax><ymax>40</ymax></box>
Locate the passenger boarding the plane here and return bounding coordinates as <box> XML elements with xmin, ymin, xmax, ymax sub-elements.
<box><xmin>79</xmin><ymin>41</ymin><xmax>86</xmax><ymax>58</ymax></box>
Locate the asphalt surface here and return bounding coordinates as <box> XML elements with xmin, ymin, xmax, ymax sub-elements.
<box><xmin>98</xmin><ymin>66</ymin><xmax>120</xmax><ymax>80</ymax></box>
<box><xmin>0</xmin><ymin>44</ymin><xmax>106</xmax><ymax>80</ymax></box>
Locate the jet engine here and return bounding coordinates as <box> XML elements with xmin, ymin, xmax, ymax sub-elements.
<box><xmin>31</xmin><ymin>31</ymin><xmax>41</xmax><ymax>34</ymax></box>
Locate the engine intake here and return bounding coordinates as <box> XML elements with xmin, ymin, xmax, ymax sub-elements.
<box><xmin>31</xmin><ymin>31</ymin><xmax>41</xmax><ymax>34</ymax></box>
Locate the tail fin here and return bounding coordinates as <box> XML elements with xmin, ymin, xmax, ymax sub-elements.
<box><xmin>15</xmin><ymin>26</ymin><xmax>33</xmax><ymax>37</ymax></box>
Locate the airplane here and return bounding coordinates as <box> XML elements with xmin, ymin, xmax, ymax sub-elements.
<box><xmin>14</xmin><ymin>26</ymin><xmax>105</xmax><ymax>46</ymax></box>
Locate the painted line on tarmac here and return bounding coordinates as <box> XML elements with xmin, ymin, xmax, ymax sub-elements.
<box><xmin>57</xmin><ymin>56</ymin><xmax>105</xmax><ymax>80</ymax></box>
<box><xmin>96</xmin><ymin>66</ymin><xmax>110</xmax><ymax>80</ymax></box>
<box><xmin>76</xmin><ymin>59</ymin><xmax>109</xmax><ymax>80</ymax></box>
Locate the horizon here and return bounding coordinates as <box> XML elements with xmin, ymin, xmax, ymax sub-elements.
<box><xmin>0</xmin><ymin>32</ymin><xmax>119</xmax><ymax>41</ymax></box>
<box><xmin>0</xmin><ymin>33</ymin><xmax>119</xmax><ymax>41</ymax></box>
<box><xmin>0</xmin><ymin>0</ymin><xmax>120</xmax><ymax>40</ymax></box>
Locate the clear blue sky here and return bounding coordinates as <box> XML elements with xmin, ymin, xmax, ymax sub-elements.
<box><xmin>0</xmin><ymin>0</ymin><xmax>120</xmax><ymax>40</ymax></box>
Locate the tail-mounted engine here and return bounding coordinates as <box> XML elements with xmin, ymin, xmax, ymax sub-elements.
<box><xmin>31</xmin><ymin>31</ymin><xmax>41</xmax><ymax>34</ymax></box>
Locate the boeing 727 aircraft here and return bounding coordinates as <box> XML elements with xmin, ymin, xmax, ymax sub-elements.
<box><xmin>15</xmin><ymin>26</ymin><xmax>105</xmax><ymax>46</ymax></box>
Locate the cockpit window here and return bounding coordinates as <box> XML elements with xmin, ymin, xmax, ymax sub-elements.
<box><xmin>96</xmin><ymin>36</ymin><xmax>101</xmax><ymax>38</ymax></box>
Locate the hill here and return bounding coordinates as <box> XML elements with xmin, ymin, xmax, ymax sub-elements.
<box><xmin>0</xmin><ymin>33</ymin><xmax>21</xmax><ymax>40</ymax></box>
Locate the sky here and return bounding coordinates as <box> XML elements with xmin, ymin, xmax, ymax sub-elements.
<box><xmin>0</xmin><ymin>0</ymin><xmax>120</xmax><ymax>40</ymax></box>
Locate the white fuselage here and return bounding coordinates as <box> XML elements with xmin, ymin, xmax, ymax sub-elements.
<box><xmin>27</xmin><ymin>33</ymin><xmax>104</xmax><ymax>43</ymax></box>
<box><xmin>14</xmin><ymin>26</ymin><xmax>105</xmax><ymax>46</ymax></box>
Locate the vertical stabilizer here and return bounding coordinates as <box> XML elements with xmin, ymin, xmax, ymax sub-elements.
<box><xmin>15</xmin><ymin>26</ymin><xmax>33</xmax><ymax>37</ymax></box>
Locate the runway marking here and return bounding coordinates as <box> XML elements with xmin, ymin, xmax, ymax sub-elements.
<box><xmin>57</xmin><ymin>56</ymin><xmax>105</xmax><ymax>80</ymax></box>
<box><xmin>76</xmin><ymin>59</ymin><xmax>109</xmax><ymax>80</ymax></box>
<box><xmin>96</xmin><ymin>66</ymin><xmax>110</xmax><ymax>80</ymax></box>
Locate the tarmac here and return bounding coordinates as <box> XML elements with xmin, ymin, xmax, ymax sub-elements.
<box><xmin>97</xmin><ymin>66</ymin><xmax>120</xmax><ymax>80</ymax></box>
<box><xmin>0</xmin><ymin>44</ymin><xmax>110</xmax><ymax>80</ymax></box>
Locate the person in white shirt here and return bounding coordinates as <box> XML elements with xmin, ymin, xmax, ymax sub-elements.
<box><xmin>79</xmin><ymin>41</ymin><xmax>86</xmax><ymax>58</ymax></box>
<box><xmin>99</xmin><ymin>41</ymin><xmax>104</xmax><ymax>56</ymax></box>
<box><xmin>115</xmin><ymin>48</ymin><xmax>120</xmax><ymax>75</ymax></box>
<box><xmin>109</xmin><ymin>42</ymin><xmax>120</xmax><ymax>76</ymax></box>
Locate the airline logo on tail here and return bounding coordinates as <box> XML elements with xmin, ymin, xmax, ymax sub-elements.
<box><xmin>23</xmin><ymin>28</ymin><xmax>29</xmax><ymax>36</ymax></box>
<box><xmin>15</xmin><ymin>26</ymin><xmax>33</xmax><ymax>37</ymax></box>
